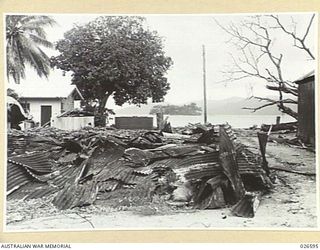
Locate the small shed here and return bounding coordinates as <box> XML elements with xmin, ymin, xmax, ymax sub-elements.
<box><xmin>16</xmin><ymin>85</ymin><xmax>84</xmax><ymax>126</ymax></box>
<box><xmin>115</xmin><ymin>116</ymin><xmax>154</xmax><ymax>130</ymax></box>
<box><xmin>295</xmin><ymin>70</ymin><xmax>315</xmax><ymax>147</ymax></box>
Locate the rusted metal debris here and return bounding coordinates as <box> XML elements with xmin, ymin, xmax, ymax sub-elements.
<box><xmin>7</xmin><ymin>123</ymin><xmax>271</xmax><ymax>218</ymax></box>
<box><xmin>231</xmin><ymin>192</ymin><xmax>261</xmax><ymax>218</ymax></box>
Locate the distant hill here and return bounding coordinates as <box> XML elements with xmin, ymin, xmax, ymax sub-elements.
<box><xmin>150</xmin><ymin>103</ymin><xmax>202</xmax><ymax>115</ymax></box>
<box><xmin>198</xmin><ymin>97</ymin><xmax>297</xmax><ymax>115</ymax></box>
<box><xmin>114</xmin><ymin>97</ymin><xmax>296</xmax><ymax>116</ymax></box>
<box><xmin>114</xmin><ymin>103</ymin><xmax>164</xmax><ymax>115</ymax></box>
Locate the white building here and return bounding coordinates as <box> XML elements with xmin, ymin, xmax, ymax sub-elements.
<box><xmin>15</xmin><ymin>85</ymin><xmax>84</xmax><ymax>126</ymax></box>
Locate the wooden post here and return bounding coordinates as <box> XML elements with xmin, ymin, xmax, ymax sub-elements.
<box><xmin>257</xmin><ymin>132</ymin><xmax>270</xmax><ymax>176</ymax></box>
<box><xmin>156</xmin><ymin>112</ymin><xmax>164</xmax><ymax>130</ymax></box>
<box><xmin>202</xmin><ymin>45</ymin><xmax>207</xmax><ymax>124</ymax></box>
<box><xmin>276</xmin><ymin>116</ymin><xmax>281</xmax><ymax>125</ymax></box>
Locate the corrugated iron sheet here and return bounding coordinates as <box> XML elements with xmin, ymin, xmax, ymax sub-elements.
<box><xmin>97</xmin><ymin>180</ymin><xmax>120</xmax><ymax>192</ymax></box>
<box><xmin>236</xmin><ymin>146</ymin><xmax>270</xmax><ymax>189</ymax></box>
<box><xmin>148</xmin><ymin>151</ymin><xmax>219</xmax><ymax>170</ymax></box>
<box><xmin>8</xmin><ymin>152</ymin><xmax>53</xmax><ymax>174</ymax></box>
<box><xmin>7</xmin><ymin>162</ymin><xmax>34</xmax><ymax>194</ymax></box>
<box><xmin>184</xmin><ymin>163</ymin><xmax>221</xmax><ymax>181</ymax></box>
<box><xmin>49</xmin><ymin>165</ymin><xmax>83</xmax><ymax>188</ymax></box>
<box><xmin>87</xmin><ymin>144</ymin><xmax>125</xmax><ymax>176</ymax></box>
<box><xmin>219</xmin><ymin>126</ymin><xmax>245</xmax><ymax>202</ymax></box>
<box><xmin>7</xmin><ymin>151</ymin><xmax>54</xmax><ymax>195</ymax></box>
<box><xmin>52</xmin><ymin>181</ymin><xmax>99</xmax><ymax>210</ymax></box>
<box><xmin>25</xmin><ymin>185</ymin><xmax>59</xmax><ymax>200</ymax></box>
<box><xmin>7</xmin><ymin>123</ymin><xmax>271</xmax><ymax>214</ymax></box>
<box><xmin>194</xmin><ymin>186</ymin><xmax>226</xmax><ymax>209</ymax></box>
<box><xmin>177</xmin><ymin>152</ymin><xmax>219</xmax><ymax>168</ymax></box>
<box><xmin>193</xmin><ymin>175</ymin><xmax>228</xmax><ymax>209</ymax></box>
<box><xmin>94</xmin><ymin>160</ymin><xmax>145</xmax><ymax>185</ymax></box>
<box><xmin>7</xmin><ymin>135</ymin><xmax>29</xmax><ymax>155</ymax></box>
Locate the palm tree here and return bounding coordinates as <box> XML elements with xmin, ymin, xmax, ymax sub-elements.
<box><xmin>6</xmin><ymin>15</ymin><xmax>56</xmax><ymax>84</ymax></box>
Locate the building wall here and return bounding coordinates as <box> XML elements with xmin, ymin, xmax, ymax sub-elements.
<box><xmin>61</xmin><ymin>94</ymin><xmax>74</xmax><ymax>113</ymax></box>
<box><xmin>298</xmin><ymin>78</ymin><xmax>315</xmax><ymax>146</ymax></box>
<box><xmin>115</xmin><ymin>116</ymin><xmax>154</xmax><ymax>129</ymax></box>
<box><xmin>20</xmin><ymin>98</ymin><xmax>62</xmax><ymax>125</ymax></box>
<box><xmin>51</xmin><ymin>116</ymin><xmax>94</xmax><ymax>130</ymax></box>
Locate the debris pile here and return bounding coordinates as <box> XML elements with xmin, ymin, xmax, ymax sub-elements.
<box><xmin>7</xmin><ymin>123</ymin><xmax>271</xmax><ymax>217</ymax></box>
<box><xmin>57</xmin><ymin>109</ymin><xmax>94</xmax><ymax>118</ymax></box>
<box><xmin>259</xmin><ymin>121</ymin><xmax>314</xmax><ymax>150</ymax></box>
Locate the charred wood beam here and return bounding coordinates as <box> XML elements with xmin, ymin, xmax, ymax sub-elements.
<box><xmin>261</xmin><ymin>121</ymin><xmax>297</xmax><ymax>132</ymax></box>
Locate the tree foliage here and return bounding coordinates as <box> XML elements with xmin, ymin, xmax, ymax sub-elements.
<box><xmin>51</xmin><ymin>16</ymin><xmax>173</xmax><ymax>115</ymax></box>
<box><xmin>150</xmin><ymin>102</ymin><xmax>202</xmax><ymax>115</ymax></box>
<box><xmin>215</xmin><ymin>14</ymin><xmax>315</xmax><ymax>119</ymax></box>
<box><xmin>6</xmin><ymin>15</ymin><xmax>56</xmax><ymax>84</ymax></box>
<box><xmin>7</xmin><ymin>88</ymin><xmax>20</xmax><ymax>100</ymax></box>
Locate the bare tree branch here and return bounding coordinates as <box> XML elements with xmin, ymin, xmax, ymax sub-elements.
<box><xmin>266</xmin><ymin>84</ymin><xmax>298</xmax><ymax>96</ymax></box>
<box><xmin>214</xmin><ymin>14</ymin><xmax>313</xmax><ymax>119</ymax></box>
<box><xmin>243</xmin><ymin>96</ymin><xmax>298</xmax><ymax>119</ymax></box>
<box><xmin>269</xmin><ymin>14</ymin><xmax>315</xmax><ymax>59</ymax></box>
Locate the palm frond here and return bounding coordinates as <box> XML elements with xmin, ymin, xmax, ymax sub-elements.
<box><xmin>21</xmin><ymin>16</ymin><xmax>57</xmax><ymax>29</ymax></box>
<box><xmin>28</xmin><ymin>33</ymin><xmax>53</xmax><ymax>48</ymax></box>
<box><xmin>6</xmin><ymin>15</ymin><xmax>56</xmax><ymax>83</ymax></box>
<box><xmin>19</xmin><ymin>35</ymin><xmax>50</xmax><ymax>77</ymax></box>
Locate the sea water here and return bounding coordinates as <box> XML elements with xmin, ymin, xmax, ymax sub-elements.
<box><xmin>111</xmin><ymin>114</ymin><xmax>296</xmax><ymax>128</ymax></box>
<box><xmin>166</xmin><ymin>114</ymin><xmax>296</xmax><ymax>128</ymax></box>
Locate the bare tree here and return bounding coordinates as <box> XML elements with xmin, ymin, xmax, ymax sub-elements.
<box><xmin>215</xmin><ymin>14</ymin><xmax>315</xmax><ymax>119</ymax></box>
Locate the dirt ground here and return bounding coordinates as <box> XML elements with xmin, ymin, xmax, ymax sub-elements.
<box><xmin>5</xmin><ymin>129</ymin><xmax>317</xmax><ymax>231</ymax></box>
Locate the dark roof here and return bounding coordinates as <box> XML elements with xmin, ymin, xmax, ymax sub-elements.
<box><xmin>295</xmin><ymin>70</ymin><xmax>315</xmax><ymax>84</ymax></box>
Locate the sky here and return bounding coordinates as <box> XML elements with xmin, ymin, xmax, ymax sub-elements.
<box><xmin>7</xmin><ymin>13</ymin><xmax>317</xmax><ymax>109</ymax></box>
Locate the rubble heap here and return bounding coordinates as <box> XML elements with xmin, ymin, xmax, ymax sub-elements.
<box><xmin>7</xmin><ymin>124</ymin><xmax>271</xmax><ymax>217</ymax></box>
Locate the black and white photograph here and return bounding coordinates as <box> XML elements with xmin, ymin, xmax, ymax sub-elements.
<box><xmin>5</xmin><ymin>13</ymin><xmax>317</xmax><ymax>231</ymax></box>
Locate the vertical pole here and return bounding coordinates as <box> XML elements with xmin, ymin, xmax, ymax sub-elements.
<box><xmin>202</xmin><ymin>45</ymin><xmax>207</xmax><ymax>124</ymax></box>
<box><xmin>156</xmin><ymin>112</ymin><xmax>164</xmax><ymax>130</ymax></box>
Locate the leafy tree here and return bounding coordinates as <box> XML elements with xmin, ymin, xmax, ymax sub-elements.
<box><xmin>6</xmin><ymin>15</ymin><xmax>56</xmax><ymax>84</ymax></box>
<box><xmin>51</xmin><ymin>16</ymin><xmax>173</xmax><ymax>123</ymax></box>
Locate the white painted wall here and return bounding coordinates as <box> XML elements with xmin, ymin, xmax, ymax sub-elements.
<box><xmin>24</xmin><ymin>98</ymin><xmax>62</xmax><ymax>125</ymax></box>
<box><xmin>74</xmin><ymin>100</ymin><xmax>81</xmax><ymax>109</ymax></box>
<box><xmin>51</xmin><ymin>116</ymin><xmax>94</xmax><ymax>130</ymax></box>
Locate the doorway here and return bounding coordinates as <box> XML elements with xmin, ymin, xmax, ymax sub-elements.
<box><xmin>41</xmin><ymin>105</ymin><xmax>52</xmax><ymax>126</ymax></box>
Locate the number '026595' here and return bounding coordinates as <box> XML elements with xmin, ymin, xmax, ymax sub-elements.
<box><xmin>300</xmin><ymin>244</ymin><xmax>319</xmax><ymax>248</ymax></box>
